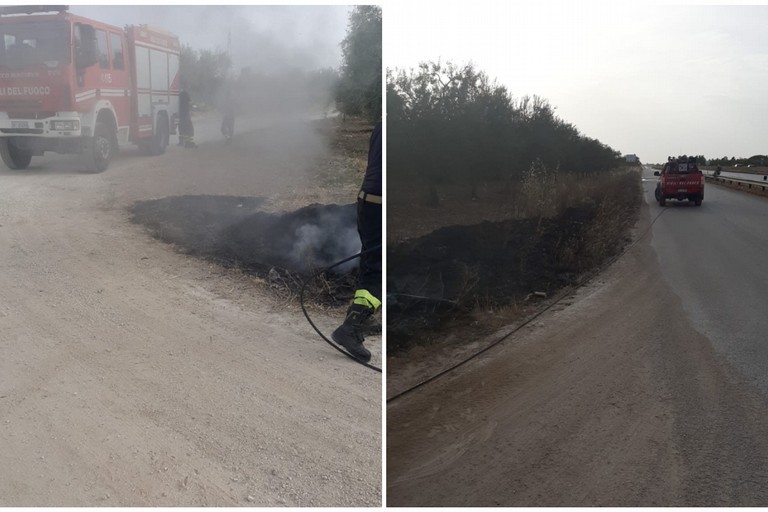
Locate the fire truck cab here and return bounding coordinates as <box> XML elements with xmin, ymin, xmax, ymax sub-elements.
<box><xmin>0</xmin><ymin>5</ymin><xmax>180</xmax><ymax>172</ymax></box>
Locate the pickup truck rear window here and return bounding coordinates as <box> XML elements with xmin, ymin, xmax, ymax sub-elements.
<box><xmin>665</xmin><ymin>163</ymin><xmax>700</xmax><ymax>174</ymax></box>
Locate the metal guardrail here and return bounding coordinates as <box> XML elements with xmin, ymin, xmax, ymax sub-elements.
<box><xmin>705</xmin><ymin>173</ymin><xmax>768</xmax><ymax>197</ymax></box>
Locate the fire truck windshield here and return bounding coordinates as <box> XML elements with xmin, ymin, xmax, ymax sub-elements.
<box><xmin>0</xmin><ymin>20</ymin><xmax>70</xmax><ymax>69</ymax></box>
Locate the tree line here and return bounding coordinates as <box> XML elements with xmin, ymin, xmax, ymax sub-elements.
<box><xmin>334</xmin><ymin>5</ymin><xmax>381</xmax><ymax>122</ymax></box>
<box><xmin>388</xmin><ymin>61</ymin><xmax>623</xmax><ymax>202</ymax></box>
<box><xmin>706</xmin><ymin>155</ymin><xmax>767</xmax><ymax>167</ymax></box>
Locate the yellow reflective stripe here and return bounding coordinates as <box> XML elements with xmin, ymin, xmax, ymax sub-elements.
<box><xmin>354</xmin><ymin>289</ymin><xmax>381</xmax><ymax>310</ymax></box>
<box><xmin>358</xmin><ymin>190</ymin><xmax>382</xmax><ymax>204</ymax></box>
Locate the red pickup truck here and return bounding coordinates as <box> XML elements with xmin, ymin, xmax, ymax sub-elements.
<box><xmin>654</xmin><ymin>156</ymin><xmax>704</xmax><ymax>206</ymax></box>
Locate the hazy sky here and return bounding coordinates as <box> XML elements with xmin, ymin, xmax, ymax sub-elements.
<box><xmin>69</xmin><ymin>4</ymin><xmax>352</xmax><ymax>74</ymax></box>
<box><xmin>386</xmin><ymin>1</ymin><xmax>768</xmax><ymax>164</ymax></box>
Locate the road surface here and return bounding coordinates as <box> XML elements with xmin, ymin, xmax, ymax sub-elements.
<box><xmin>648</xmin><ymin>166</ymin><xmax>768</xmax><ymax>395</ymax></box>
<box><xmin>387</xmin><ymin>166</ymin><xmax>768</xmax><ymax>506</ymax></box>
<box><xmin>0</xmin><ymin>114</ymin><xmax>381</xmax><ymax>507</ymax></box>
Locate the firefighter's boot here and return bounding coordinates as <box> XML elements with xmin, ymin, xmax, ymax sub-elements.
<box><xmin>332</xmin><ymin>303</ymin><xmax>373</xmax><ymax>363</ymax></box>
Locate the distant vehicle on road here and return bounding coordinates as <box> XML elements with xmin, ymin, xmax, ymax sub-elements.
<box><xmin>654</xmin><ymin>155</ymin><xmax>704</xmax><ymax>207</ymax></box>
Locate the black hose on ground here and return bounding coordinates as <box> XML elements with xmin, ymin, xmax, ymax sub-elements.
<box><xmin>300</xmin><ymin>245</ymin><xmax>382</xmax><ymax>373</ymax></box>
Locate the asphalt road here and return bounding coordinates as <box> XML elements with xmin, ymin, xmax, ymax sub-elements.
<box><xmin>644</xmin><ymin>165</ymin><xmax>768</xmax><ymax>396</ymax></box>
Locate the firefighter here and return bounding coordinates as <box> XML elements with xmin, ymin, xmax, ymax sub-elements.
<box><xmin>178</xmin><ymin>89</ymin><xmax>197</xmax><ymax>148</ymax></box>
<box><xmin>331</xmin><ymin>121</ymin><xmax>382</xmax><ymax>363</ymax></box>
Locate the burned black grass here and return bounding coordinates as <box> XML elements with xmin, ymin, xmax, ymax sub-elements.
<box><xmin>130</xmin><ymin>195</ymin><xmax>361</xmax><ymax>306</ymax></box>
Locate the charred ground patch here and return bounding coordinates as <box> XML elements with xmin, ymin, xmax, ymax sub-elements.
<box><xmin>388</xmin><ymin>171</ymin><xmax>643</xmax><ymax>354</ymax></box>
<box><xmin>389</xmin><ymin>208</ymin><xmax>591</xmax><ymax>352</ymax></box>
<box><xmin>130</xmin><ymin>195</ymin><xmax>360</xmax><ymax>304</ymax></box>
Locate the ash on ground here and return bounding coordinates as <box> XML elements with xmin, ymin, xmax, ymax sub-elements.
<box><xmin>130</xmin><ymin>195</ymin><xmax>361</xmax><ymax>305</ymax></box>
<box><xmin>387</xmin><ymin>207</ymin><xmax>599</xmax><ymax>353</ymax></box>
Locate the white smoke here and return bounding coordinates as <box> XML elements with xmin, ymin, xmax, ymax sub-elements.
<box><xmin>289</xmin><ymin>209</ymin><xmax>361</xmax><ymax>273</ymax></box>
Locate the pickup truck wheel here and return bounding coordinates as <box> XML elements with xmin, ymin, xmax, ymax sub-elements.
<box><xmin>0</xmin><ymin>138</ymin><xmax>32</xmax><ymax>170</ymax></box>
<box><xmin>84</xmin><ymin>121</ymin><xmax>113</xmax><ymax>173</ymax></box>
<box><xmin>695</xmin><ymin>197</ymin><xmax>702</xmax><ymax>206</ymax></box>
<box><xmin>659</xmin><ymin>196</ymin><xmax>666</xmax><ymax>207</ymax></box>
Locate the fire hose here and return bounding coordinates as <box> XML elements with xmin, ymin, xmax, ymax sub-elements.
<box><xmin>300</xmin><ymin>244</ymin><xmax>382</xmax><ymax>373</ymax></box>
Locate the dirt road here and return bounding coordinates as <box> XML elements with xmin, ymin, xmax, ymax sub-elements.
<box><xmin>0</xmin><ymin>115</ymin><xmax>381</xmax><ymax>506</ymax></box>
<box><xmin>387</xmin><ymin>197</ymin><xmax>768</xmax><ymax>506</ymax></box>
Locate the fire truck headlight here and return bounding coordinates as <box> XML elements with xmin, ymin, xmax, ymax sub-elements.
<box><xmin>50</xmin><ymin>120</ymin><xmax>80</xmax><ymax>131</ymax></box>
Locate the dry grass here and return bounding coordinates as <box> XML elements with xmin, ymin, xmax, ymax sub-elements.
<box><xmin>387</xmin><ymin>166</ymin><xmax>643</xmax><ymax>353</ymax></box>
<box><xmin>389</xmin><ymin>166</ymin><xmax>641</xmax><ymax>242</ymax></box>
<box><xmin>475</xmin><ymin>168</ymin><xmax>640</xmax><ymax>328</ymax></box>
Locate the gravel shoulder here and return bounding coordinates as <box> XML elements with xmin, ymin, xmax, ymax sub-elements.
<box><xmin>0</xmin><ymin>115</ymin><xmax>381</xmax><ymax>507</ymax></box>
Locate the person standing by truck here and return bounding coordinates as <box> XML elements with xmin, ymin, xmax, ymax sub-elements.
<box><xmin>178</xmin><ymin>89</ymin><xmax>196</xmax><ymax>148</ymax></box>
<box><xmin>220</xmin><ymin>89</ymin><xmax>237</xmax><ymax>144</ymax></box>
<box><xmin>331</xmin><ymin>121</ymin><xmax>382</xmax><ymax>363</ymax></box>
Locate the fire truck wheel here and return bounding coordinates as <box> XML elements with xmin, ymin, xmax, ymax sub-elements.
<box><xmin>0</xmin><ymin>139</ymin><xmax>32</xmax><ymax>170</ymax></box>
<box><xmin>149</xmin><ymin>116</ymin><xmax>169</xmax><ymax>156</ymax></box>
<box><xmin>85</xmin><ymin>122</ymin><xmax>113</xmax><ymax>173</ymax></box>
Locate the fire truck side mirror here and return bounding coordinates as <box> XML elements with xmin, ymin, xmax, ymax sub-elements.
<box><xmin>74</xmin><ymin>23</ymin><xmax>99</xmax><ymax>70</ymax></box>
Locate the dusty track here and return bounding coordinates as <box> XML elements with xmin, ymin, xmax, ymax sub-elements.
<box><xmin>387</xmin><ymin>199</ymin><xmax>768</xmax><ymax>506</ymax></box>
<box><xmin>0</xmin><ymin>116</ymin><xmax>381</xmax><ymax>506</ymax></box>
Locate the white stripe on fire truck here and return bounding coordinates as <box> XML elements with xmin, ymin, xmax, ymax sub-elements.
<box><xmin>135</xmin><ymin>89</ymin><xmax>180</xmax><ymax>95</ymax></box>
<box><xmin>75</xmin><ymin>90</ymin><xmax>96</xmax><ymax>101</ymax></box>
<box><xmin>138</xmin><ymin>125</ymin><xmax>153</xmax><ymax>132</ymax></box>
<box><xmin>134</xmin><ymin>41</ymin><xmax>181</xmax><ymax>54</ymax></box>
<box><xmin>75</xmin><ymin>89</ymin><xmax>131</xmax><ymax>102</ymax></box>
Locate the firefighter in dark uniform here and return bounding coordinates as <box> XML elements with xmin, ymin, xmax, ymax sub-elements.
<box><xmin>178</xmin><ymin>89</ymin><xmax>196</xmax><ymax>148</ymax></box>
<box><xmin>332</xmin><ymin>121</ymin><xmax>382</xmax><ymax>362</ymax></box>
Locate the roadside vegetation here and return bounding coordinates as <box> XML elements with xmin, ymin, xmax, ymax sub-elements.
<box><xmin>703</xmin><ymin>154</ymin><xmax>767</xmax><ymax>167</ymax></box>
<box><xmin>387</xmin><ymin>61</ymin><xmax>642</xmax><ymax>354</ymax></box>
<box><xmin>333</xmin><ymin>5</ymin><xmax>382</xmax><ymax>123</ymax></box>
<box><xmin>650</xmin><ymin>154</ymin><xmax>767</xmax><ymax>171</ymax></box>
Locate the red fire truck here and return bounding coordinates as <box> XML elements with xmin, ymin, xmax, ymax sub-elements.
<box><xmin>0</xmin><ymin>5</ymin><xmax>180</xmax><ymax>172</ymax></box>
